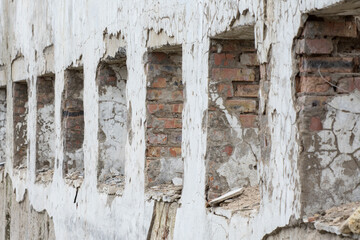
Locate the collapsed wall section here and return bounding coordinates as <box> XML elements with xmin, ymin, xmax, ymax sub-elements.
<box><xmin>145</xmin><ymin>49</ymin><xmax>183</xmax><ymax>196</ymax></box>
<box><xmin>206</xmin><ymin>39</ymin><xmax>261</xmax><ymax>201</ymax></box>
<box><xmin>13</xmin><ymin>82</ymin><xmax>28</xmax><ymax>169</ymax></box>
<box><xmin>0</xmin><ymin>88</ymin><xmax>6</xmax><ymax>163</ymax></box>
<box><xmin>296</xmin><ymin>16</ymin><xmax>360</xmax><ymax>215</ymax></box>
<box><xmin>97</xmin><ymin>58</ymin><xmax>127</xmax><ymax>195</ymax></box>
<box><xmin>36</xmin><ymin>75</ymin><xmax>55</xmax><ymax>183</ymax></box>
<box><xmin>62</xmin><ymin>69</ymin><xmax>84</xmax><ymax>185</ymax></box>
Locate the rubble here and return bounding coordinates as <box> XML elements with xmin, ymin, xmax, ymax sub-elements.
<box><xmin>98</xmin><ymin>173</ymin><xmax>125</xmax><ymax>196</ymax></box>
<box><xmin>209</xmin><ymin>186</ymin><xmax>260</xmax><ymax>218</ymax></box>
<box><xmin>64</xmin><ymin>170</ymin><xmax>84</xmax><ymax>188</ymax></box>
<box><xmin>146</xmin><ymin>183</ymin><xmax>182</xmax><ymax>202</ymax></box>
<box><xmin>35</xmin><ymin>168</ymin><xmax>54</xmax><ymax>184</ymax></box>
<box><xmin>305</xmin><ymin>202</ymin><xmax>360</xmax><ymax>238</ymax></box>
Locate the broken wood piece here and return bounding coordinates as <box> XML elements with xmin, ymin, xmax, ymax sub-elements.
<box><xmin>208</xmin><ymin>188</ymin><xmax>244</xmax><ymax>207</ymax></box>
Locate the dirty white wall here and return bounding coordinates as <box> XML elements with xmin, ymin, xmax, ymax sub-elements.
<box><xmin>0</xmin><ymin>0</ymin><xmax>356</xmax><ymax>239</ymax></box>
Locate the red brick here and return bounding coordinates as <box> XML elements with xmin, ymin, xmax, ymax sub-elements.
<box><xmin>296</xmin><ymin>39</ymin><xmax>333</xmax><ymax>55</ymax></box>
<box><xmin>169</xmin><ymin>147</ymin><xmax>181</xmax><ymax>157</ymax></box>
<box><xmin>298</xmin><ymin>76</ymin><xmax>331</xmax><ymax>93</ymax></box>
<box><xmin>147</xmin><ymin>133</ymin><xmax>167</xmax><ymax>145</ymax></box>
<box><xmin>147</xmin><ymin>104</ymin><xmax>164</xmax><ymax>114</ymax></box>
<box><xmin>337</xmin><ymin>77</ymin><xmax>360</xmax><ymax>93</ymax></box>
<box><xmin>223</xmin><ymin>145</ymin><xmax>233</xmax><ymax>156</ymax></box>
<box><xmin>214</xmin><ymin>53</ymin><xmax>235</xmax><ymax>66</ymax></box>
<box><xmin>146</xmin><ymin>147</ymin><xmax>161</xmax><ymax>157</ymax></box>
<box><xmin>225</xmin><ymin>99</ymin><xmax>257</xmax><ymax>113</ymax></box>
<box><xmin>151</xmin><ymin>77</ymin><xmax>167</xmax><ymax>88</ymax></box>
<box><xmin>147</xmin><ymin>89</ymin><xmax>163</xmax><ymax>100</ymax></box>
<box><xmin>217</xmin><ymin>83</ymin><xmax>233</xmax><ymax>97</ymax></box>
<box><xmin>303</xmin><ymin>21</ymin><xmax>357</xmax><ymax>38</ymax></box>
<box><xmin>152</xmin><ymin>118</ymin><xmax>182</xmax><ymax>129</ymax></box>
<box><xmin>309</xmin><ymin>117</ymin><xmax>322</xmax><ymax>131</ymax></box>
<box><xmin>149</xmin><ymin>52</ymin><xmax>167</xmax><ymax>63</ymax></box>
<box><xmin>300</xmin><ymin>57</ymin><xmax>354</xmax><ymax>73</ymax></box>
<box><xmin>240</xmin><ymin>53</ymin><xmax>259</xmax><ymax>66</ymax></box>
<box><xmin>171</xmin><ymin>104</ymin><xmax>183</xmax><ymax>113</ymax></box>
<box><xmin>239</xmin><ymin>115</ymin><xmax>257</xmax><ymax>128</ymax></box>
<box><xmin>233</xmin><ymin>84</ymin><xmax>259</xmax><ymax>97</ymax></box>
<box><xmin>214</xmin><ymin>53</ymin><xmax>226</xmax><ymax>66</ymax></box>
<box><xmin>171</xmin><ymin>90</ymin><xmax>183</xmax><ymax>101</ymax></box>
<box><xmin>212</xmin><ymin>68</ymin><xmax>256</xmax><ymax>81</ymax></box>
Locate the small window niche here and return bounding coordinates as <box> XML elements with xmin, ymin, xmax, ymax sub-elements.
<box><xmin>206</xmin><ymin>38</ymin><xmax>261</xmax><ymax>216</ymax></box>
<box><xmin>36</xmin><ymin>75</ymin><xmax>55</xmax><ymax>183</ymax></box>
<box><xmin>145</xmin><ymin>46</ymin><xmax>184</xmax><ymax>200</ymax></box>
<box><xmin>96</xmin><ymin>55</ymin><xmax>127</xmax><ymax>195</ymax></box>
<box><xmin>13</xmin><ymin>81</ymin><xmax>28</xmax><ymax>170</ymax></box>
<box><xmin>0</xmin><ymin>88</ymin><xmax>6</xmax><ymax>164</ymax></box>
<box><xmin>62</xmin><ymin>68</ymin><xmax>84</xmax><ymax>186</ymax></box>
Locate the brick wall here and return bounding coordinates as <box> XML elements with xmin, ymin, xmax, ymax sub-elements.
<box><xmin>36</xmin><ymin>76</ymin><xmax>55</xmax><ymax>176</ymax></box>
<box><xmin>97</xmin><ymin>61</ymin><xmax>127</xmax><ymax>194</ymax></box>
<box><xmin>296</xmin><ymin>16</ymin><xmax>360</xmax><ymax>215</ymax></box>
<box><xmin>207</xmin><ymin>40</ymin><xmax>260</xmax><ymax>200</ymax></box>
<box><xmin>13</xmin><ymin>82</ymin><xmax>28</xmax><ymax>168</ymax></box>
<box><xmin>146</xmin><ymin>51</ymin><xmax>183</xmax><ymax>187</ymax></box>
<box><xmin>0</xmin><ymin>89</ymin><xmax>6</xmax><ymax>163</ymax></box>
<box><xmin>62</xmin><ymin>69</ymin><xmax>84</xmax><ymax>177</ymax></box>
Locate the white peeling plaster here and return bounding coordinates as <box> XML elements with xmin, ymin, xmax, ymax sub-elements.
<box><xmin>0</xmin><ymin>0</ymin><xmax>352</xmax><ymax>239</ymax></box>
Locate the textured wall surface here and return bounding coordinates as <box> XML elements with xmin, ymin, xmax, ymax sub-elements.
<box><xmin>0</xmin><ymin>0</ymin><xmax>359</xmax><ymax>239</ymax></box>
<box><xmin>296</xmin><ymin>16</ymin><xmax>360</xmax><ymax>216</ymax></box>
<box><xmin>207</xmin><ymin>39</ymin><xmax>260</xmax><ymax>200</ymax></box>
<box><xmin>146</xmin><ymin>51</ymin><xmax>183</xmax><ymax>187</ymax></box>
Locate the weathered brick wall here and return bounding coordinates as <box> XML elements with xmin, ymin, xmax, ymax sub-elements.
<box><xmin>36</xmin><ymin>76</ymin><xmax>55</xmax><ymax>176</ymax></box>
<box><xmin>97</xmin><ymin>61</ymin><xmax>127</xmax><ymax>194</ymax></box>
<box><xmin>13</xmin><ymin>82</ymin><xmax>28</xmax><ymax>168</ymax></box>
<box><xmin>145</xmin><ymin>51</ymin><xmax>183</xmax><ymax>187</ymax></box>
<box><xmin>62</xmin><ymin>70</ymin><xmax>84</xmax><ymax>178</ymax></box>
<box><xmin>296</xmin><ymin>17</ymin><xmax>360</xmax><ymax>215</ymax></box>
<box><xmin>207</xmin><ymin>40</ymin><xmax>260</xmax><ymax>200</ymax></box>
<box><xmin>0</xmin><ymin>89</ymin><xmax>6</xmax><ymax>163</ymax></box>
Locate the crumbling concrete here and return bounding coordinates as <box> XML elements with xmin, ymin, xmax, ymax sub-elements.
<box><xmin>207</xmin><ymin>39</ymin><xmax>260</xmax><ymax>200</ymax></box>
<box><xmin>296</xmin><ymin>16</ymin><xmax>360</xmax><ymax>216</ymax></box>
<box><xmin>36</xmin><ymin>75</ymin><xmax>55</xmax><ymax>183</ymax></box>
<box><xmin>97</xmin><ymin>60</ymin><xmax>127</xmax><ymax>195</ymax></box>
<box><xmin>62</xmin><ymin>69</ymin><xmax>84</xmax><ymax>184</ymax></box>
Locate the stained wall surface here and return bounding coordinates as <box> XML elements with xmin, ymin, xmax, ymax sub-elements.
<box><xmin>0</xmin><ymin>0</ymin><xmax>359</xmax><ymax>239</ymax></box>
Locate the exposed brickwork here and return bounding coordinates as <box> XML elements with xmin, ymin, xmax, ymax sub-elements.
<box><xmin>13</xmin><ymin>82</ymin><xmax>28</xmax><ymax>168</ymax></box>
<box><xmin>62</xmin><ymin>69</ymin><xmax>84</xmax><ymax>177</ymax></box>
<box><xmin>146</xmin><ymin>51</ymin><xmax>183</xmax><ymax>186</ymax></box>
<box><xmin>207</xmin><ymin>40</ymin><xmax>260</xmax><ymax>200</ymax></box>
<box><xmin>296</xmin><ymin>16</ymin><xmax>360</xmax><ymax>215</ymax></box>
<box><xmin>36</xmin><ymin>76</ymin><xmax>55</xmax><ymax>177</ymax></box>
<box><xmin>0</xmin><ymin>89</ymin><xmax>6</xmax><ymax>163</ymax></box>
<box><xmin>97</xmin><ymin>60</ymin><xmax>127</xmax><ymax>194</ymax></box>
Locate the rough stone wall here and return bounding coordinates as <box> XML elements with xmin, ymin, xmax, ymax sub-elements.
<box><xmin>0</xmin><ymin>88</ymin><xmax>6</xmax><ymax>163</ymax></box>
<box><xmin>296</xmin><ymin>16</ymin><xmax>360</xmax><ymax>216</ymax></box>
<box><xmin>146</xmin><ymin>51</ymin><xmax>183</xmax><ymax>187</ymax></box>
<box><xmin>97</xmin><ymin>61</ymin><xmax>127</xmax><ymax>193</ymax></box>
<box><xmin>207</xmin><ymin>39</ymin><xmax>260</xmax><ymax>200</ymax></box>
<box><xmin>62</xmin><ymin>69</ymin><xmax>84</xmax><ymax>178</ymax></box>
<box><xmin>36</xmin><ymin>76</ymin><xmax>55</xmax><ymax>174</ymax></box>
<box><xmin>13</xmin><ymin>82</ymin><xmax>28</xmax><ymax>169</ymax></box>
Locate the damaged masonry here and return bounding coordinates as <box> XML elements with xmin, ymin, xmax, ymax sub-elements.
<box><xmin>1</xmin><ymin>0</ymin><xmax>360</xmax><ymax>239</ymax></box>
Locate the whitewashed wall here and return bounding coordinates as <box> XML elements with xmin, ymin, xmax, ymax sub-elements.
<box><xmin>0</xmin><ymin>0</ymin><xmax>354</xmax><ymax>239</ymax></box>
